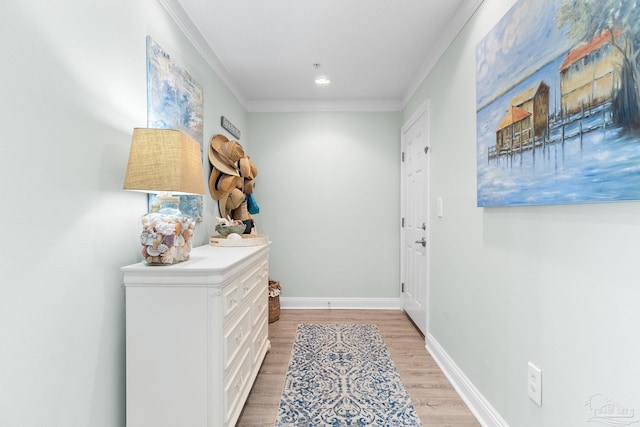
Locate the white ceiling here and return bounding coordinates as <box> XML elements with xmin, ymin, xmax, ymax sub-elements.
<box><xmin>160</xmin><ymin>0</ymin><xmax>483</xmax><ymax>111</ymax></box>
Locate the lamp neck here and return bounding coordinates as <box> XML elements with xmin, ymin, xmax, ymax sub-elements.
<box><xmin>155</xmin><ymin>192</ymin><xmax>181</xmax><ymax>215</ymax></box>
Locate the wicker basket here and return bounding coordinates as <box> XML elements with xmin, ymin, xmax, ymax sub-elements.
<box><xmin>268</xmin><ymin>280</ymin><xmax>281</xmax><ymax>323</ymax></box>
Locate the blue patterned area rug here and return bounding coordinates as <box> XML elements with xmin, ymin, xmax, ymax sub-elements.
<box><xmin>275</xmin><ymin>323</ymin><xmax>422</xmax><ymax>426</ymax></box>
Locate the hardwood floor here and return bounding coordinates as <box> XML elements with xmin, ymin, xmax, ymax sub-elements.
<box><xmin>237</xmin><ymin>309</ymin><xmax>481</xmax><ymax>427</ymax></box>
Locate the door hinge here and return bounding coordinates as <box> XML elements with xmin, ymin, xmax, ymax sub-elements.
<box><xmin>424</xmin><ymin>146</ymin><xmax>429</xmax><ymax>154</ymax></box>
<box><xmin>401</xmin><ymin>217</ymin><xmax>405</xmax><ymax>227</ymax></box>
<box><xmin>401</xmin><ymin>152</ymin><xmax>405</xmax><ymax>162</ymax></box>
<box><xmin>401</xmin><ymin>282</ymin><xmax>405</xmax><ymax>293</ymax></box>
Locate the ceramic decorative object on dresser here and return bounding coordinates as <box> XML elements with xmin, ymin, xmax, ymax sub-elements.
<box><xmin>122</xmin><ymin>244</ymin><xmax>270</xmax><ymax>427</ymax></box>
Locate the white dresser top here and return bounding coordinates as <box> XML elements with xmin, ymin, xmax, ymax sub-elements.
<box><xmin>122</xmin><ymin>244</ymin><xmax>270</xmax><ymax>287</ymax></box>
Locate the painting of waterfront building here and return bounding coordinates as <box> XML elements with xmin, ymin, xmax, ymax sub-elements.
<box><xmin>559</xmin><ymin>29</ymin><xmax>623</xmax><ymax>116</ymax></box>
<box><xmin>476</xmin><ymin>0</ymin><xmax>640</xmax><ymax>207</ymax></box>
<box><xmin>494</xmin><ymin>82</ymin><xmax>550</xmax><ymax>156</ymax></box>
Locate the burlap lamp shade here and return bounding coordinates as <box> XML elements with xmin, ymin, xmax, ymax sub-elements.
<box><xmin>123</xmin><ymin>128</ymin><xmax>205</xmax><ymax>195</ymax></box>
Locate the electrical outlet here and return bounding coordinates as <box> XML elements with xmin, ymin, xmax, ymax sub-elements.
<box><xmin>527</xmin><ymin>362</ymin><xmax>542</xmax><ymax>406</ymax></box>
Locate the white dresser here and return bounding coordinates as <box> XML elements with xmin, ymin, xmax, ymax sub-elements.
<box><xmin>122</xmin><ymin>244</ymin><xmax>270</xmax><ymax>427</ymax></box>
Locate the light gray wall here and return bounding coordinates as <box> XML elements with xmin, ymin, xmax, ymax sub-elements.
<box><xmin>247</xmin><ymin>112</ymin><xmax>402</xmax><ymax>300</ymax></box>
<box><xmin>405</xmin><ymin>0</ymin><xmax>640</xmax><ymax>426</ymax></box>
<box><xmin>0</xmin><ymin>1</ymin><xmax>244</xmax><ymax>425</ymax></box>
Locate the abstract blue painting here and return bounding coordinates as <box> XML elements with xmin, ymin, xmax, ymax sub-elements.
<box><xmin>476</xmin><ymin>0</ymin><xmax>640</xmax><ymax>207</ymax></box>
<box><xmin>146</xmin><ymin>36</ymin><xmax>204</xmax><ymax>220</ymax></box>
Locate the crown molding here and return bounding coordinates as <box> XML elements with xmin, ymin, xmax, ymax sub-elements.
<box><xmin>402</xmin><ymin>0</ymin><xmax>485</xmax><ymax>108</ymax></box>
<box><xmin>246</xmin><ymin>99</ymin><xmax>403</xmax><ymax>113</ymax></box>
<box><xmin>157</xmin><ymin>0</ymin><xmax>248</xmax><ymax>110</ymax></box>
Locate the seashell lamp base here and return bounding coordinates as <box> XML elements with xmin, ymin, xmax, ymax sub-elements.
<box><xmin>139</xmin><ymin>204</ymin><xmax>196</xmax><ymax>265</ymax></box>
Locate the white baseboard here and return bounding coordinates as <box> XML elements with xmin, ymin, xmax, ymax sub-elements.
<box><xmin>426</xmin><ymin>333</ymin><xmax>510</xmax><ymax>427</ymax></box>
<box><xmin>280</xmin><ymin>297</ymin><xmax>401</xmax><ymax>310</ymax></box>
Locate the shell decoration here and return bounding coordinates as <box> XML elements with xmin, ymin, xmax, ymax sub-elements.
<box><xmin>139</xmin><ymin>213</ymin><xmax>196</xmax><ymax>265</ymax></box>
<box><xmin>268</xmin><ymin>286</ymin><xmax>281</xmax><ymax>298</ymax></box>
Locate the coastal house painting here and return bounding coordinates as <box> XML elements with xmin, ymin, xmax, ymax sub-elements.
<box><xmin>476</xmin><ymin>0</ymin><xmax>640</xmax><ymax>207</ymax></box>
<box><xmin>559</xmin><ymin>29</ymin><xmax>623</xmax><ymax>116</ymax></box>
<box><xmin>495</xmin><ymin>82</ymin><xmax>549</xmax><ymax>154</ymax></box>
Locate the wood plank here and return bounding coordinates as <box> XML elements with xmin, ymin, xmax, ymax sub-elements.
<box><xmin>237</xmin><ymin>309</ymin><xmax>481</xmax><ymax>427</ymax></box>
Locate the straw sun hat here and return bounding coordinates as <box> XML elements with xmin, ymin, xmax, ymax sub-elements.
<box><xmin>244</xmin><ymin>178</ymin><xmax>255</xmax><ymax>195</ymax></box>
<box><xmin>209</xmin><ymin>134</ymin><xmax>245</xmax><ymax>176</ymax></box>
<box><xmin>238</xmin><ymin>156</ymin><xmax>258</xmax><ymax>179</ymax></box>
<box><xmin>208</xmin><ymin>167</ymin><xmax>239</xmax><ymax>200</ymax></box>
<box><xmin>208</xmin><ymin>135</ymin><xmax>259</xmax><ymax>221</ymax></box>
<box><xmin>218</xmin><ymin>188</ymin><xmax>245</xmax><ymax>219</ymax></box>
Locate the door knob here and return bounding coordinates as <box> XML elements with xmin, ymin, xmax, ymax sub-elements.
<box><xmin>415</xmin><ymin>237</ymin><xmax>426</xmax><ymax>247</ymax></box>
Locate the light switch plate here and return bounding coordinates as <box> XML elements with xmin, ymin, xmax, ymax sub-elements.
<box><xmin>528</xmin><ymin>362</ymin><xmax>542</xmax><ymax>406</ymax></box>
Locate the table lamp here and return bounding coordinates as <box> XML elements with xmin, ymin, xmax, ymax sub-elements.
<box><xmin>123</xmin><ymin>128</ymin><xmax>205</xmax><ymax>265</ymax></box>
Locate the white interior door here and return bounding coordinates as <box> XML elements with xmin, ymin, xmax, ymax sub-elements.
<box><xmin>401</xmin><ymin>102</ymin><xmax>430</xmax><ymax>335</ymax></box>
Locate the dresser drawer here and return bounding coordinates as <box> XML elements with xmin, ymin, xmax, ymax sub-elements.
<box><xmin>223</xmin><ymin>348</ymin><xmax>252</xmax><ymax>424</ymax></box>
<box><xmin>223</xmin><ymin>306</ymin><xmax>251</xmax><ymax>371</ymax></box>
<box><xmin>250</xmin><ymin>285</ymin><xmax>268</xmax><ymax>327</ymax></box>
<box><xmin>238</xmin><ymin>261</ymin><xmax>267</xmax><ymax>303</ymax></box>
<box><xmin>252</xmin><ymin>315</ymin><xmax>269</xmax><ymax>367</ymax></box>
<box><xmin>222</xmin><ymin>283</ymin><xmax>240</xmax><ymax>319</ymax></box>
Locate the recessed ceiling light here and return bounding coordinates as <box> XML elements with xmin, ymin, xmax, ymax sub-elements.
<box><xmin>314</xmin><ymin>75</ymin><xmax>331</xmax><ymax>86</ymax></box>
